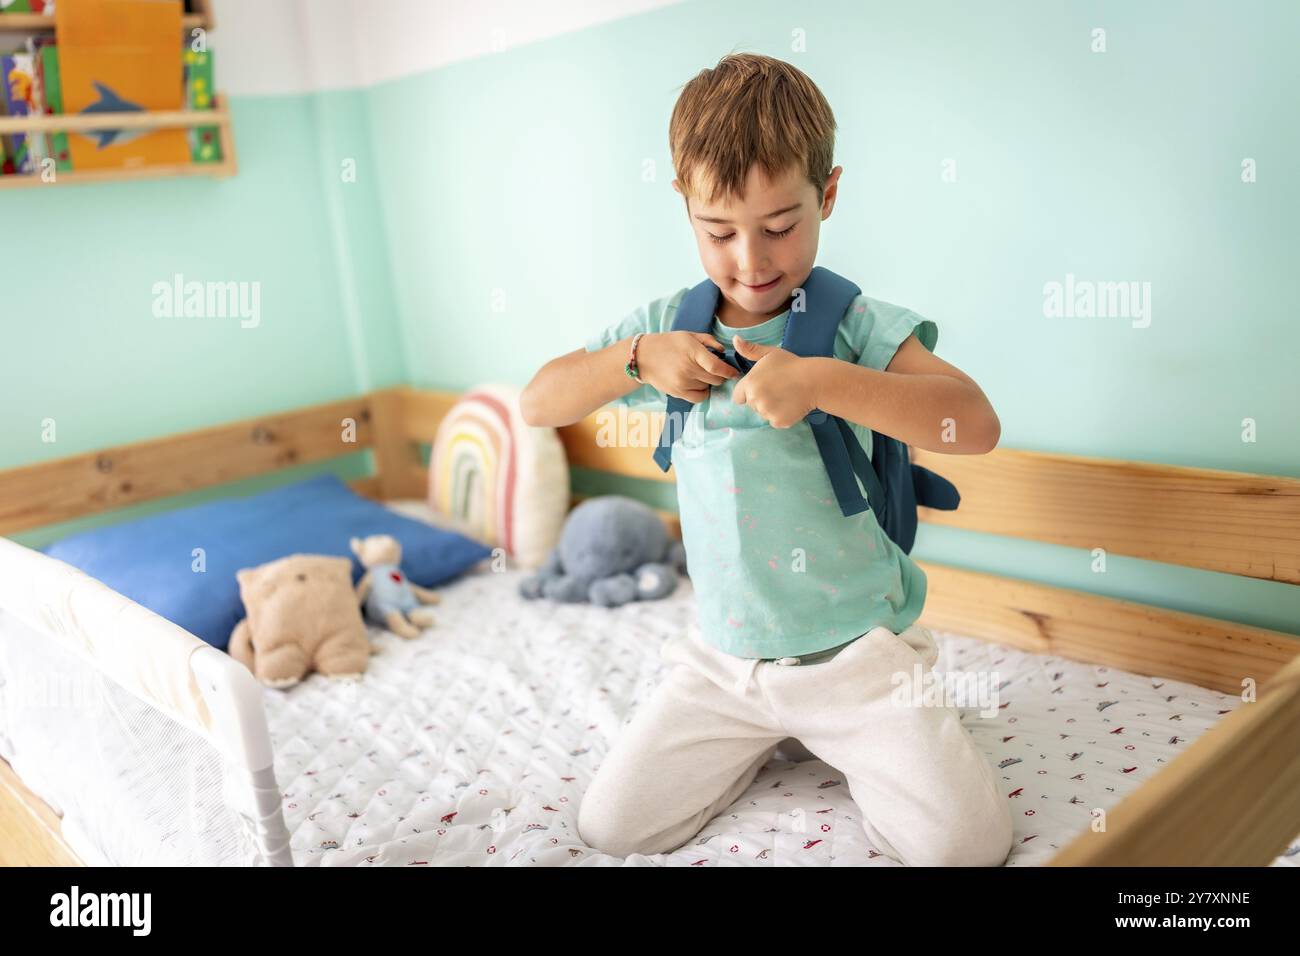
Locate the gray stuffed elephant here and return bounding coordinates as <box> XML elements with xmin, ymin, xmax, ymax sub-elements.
<box><xmin>519</xmin><ymin>495</ymin><xmax>688</xmax><ymax>606</ymax></box>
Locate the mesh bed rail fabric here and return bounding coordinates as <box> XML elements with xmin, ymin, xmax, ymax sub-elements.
<box><xmin>0</xmin><ymin>538</ymin><xmax>214</xmax><ymax>736</ymax></box>
<box><xmin>0</xmin><ymin>537</ymin><xmax>289</xmax><ymax>866</ymax></box>
<box><xmin>0</xmin><ymin>610</ymin><xmax>253</xmax><ymax>865</ymax></box>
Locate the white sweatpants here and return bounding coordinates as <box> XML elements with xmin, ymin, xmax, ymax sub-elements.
<box><xmin>578</xmin><ymin>623</ymin><xmax>1014</xmax><ymax>866</ymax></box>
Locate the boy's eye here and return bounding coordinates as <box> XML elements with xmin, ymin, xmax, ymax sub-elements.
<box><xmin>705</xmin><ymin>224</ymin><xmax>797</xmax><ymax>245</ymax></box>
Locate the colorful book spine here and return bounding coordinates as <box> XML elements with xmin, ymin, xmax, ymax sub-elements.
<box><xmin>0</xmin><ymin>76</ymin><xmax>10</xmax><ymax>175</ymax></box>
<box><xmin>0</xmin><ymin>52</ymin><xmax>34</xmax><ymax>174</ymax></box>
<box><xmin>16</xmin><ymin>40</ymin><xmax>49</xmax><ymax>173</ymax></box>
<box><xmin>183</xmin><ymin>46</ymin><xmax>221</xmax><ymax>163</ymax></box>
<box><xmin>35</xmin><ymin>39</ymin><xmax>71</xmax><ymax>171</ymax></box>
<box><xmin>0</xmin><ymin>2</ymin><xmax>56</xmax><ymax>14</ymax></box>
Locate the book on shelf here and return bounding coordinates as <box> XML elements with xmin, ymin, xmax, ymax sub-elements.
<box><xmin>33</xmin><ymin>36</ymin><xmax>70</xmax><ymax>171</ymax></box>
<box><xmin>0</xmin><ymin>1</ymin><xmax>57</xmax><ymax>16</ymax></box>
<box><xmin>0</xmin><ymin>37</ymin><xmax>72</xmax><ymax>177</ymax></box>
<box><xmin>56</xmin><ymin>0</ymin><xmax>189</xmax><ymax>171</ymax></box>
<box><xmin>183</xmin><ymin>45</ymin><xmax>219</xmax><ymax>163</ymax></box>
<box><xmin>1</xmin><ymin>49</ymin><xmax>36</xmax><ymax>175</ymax></box>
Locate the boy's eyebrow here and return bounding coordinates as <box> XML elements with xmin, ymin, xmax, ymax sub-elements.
<box><xmin>692</xmin><ymin>202</ymin><xmax>802</xmax><ymax>224</ymax></box>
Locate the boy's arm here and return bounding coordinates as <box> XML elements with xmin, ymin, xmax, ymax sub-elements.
<box><xmin>519</xmin><ymin>341</ymin><xmax>641</xmax><ymax>428</ymax></box>
<box><xmin>814</xmin><ymin>333</ymin><xmax>1000</xmax><ymax>454</ymax></box>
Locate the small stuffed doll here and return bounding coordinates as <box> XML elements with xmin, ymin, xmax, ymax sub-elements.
<box><xmin>350</xmin><ymin>534</ymin><xmax>440</xmax><ymax>639</ymax></box>
<box><xmin>229</xmin><ymin>554</ymin><xmax>372</xmax><ymax>688</ymax></box>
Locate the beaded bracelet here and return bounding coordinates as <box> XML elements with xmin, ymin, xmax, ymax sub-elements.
<box><xmin>624</xmin><ymin>332</ymin><xmax>646</xmax><ymax>384</ymax></box>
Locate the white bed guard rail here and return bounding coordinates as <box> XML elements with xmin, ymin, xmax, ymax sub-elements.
<box><xmin>0</xmin><ymin>538</ymin><xmax>292</xmax><ymax>866</ymax></box>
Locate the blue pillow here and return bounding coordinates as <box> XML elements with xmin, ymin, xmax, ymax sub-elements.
<box><xmin>43</xmin><ymin>474</ymin><xmax>492</xmax><ymax>651</ymax></box>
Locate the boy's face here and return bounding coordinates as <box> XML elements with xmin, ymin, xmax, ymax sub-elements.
<box><xmin>674</xmin><ymin>162</ymin><xmax>842</xmax><ymax>322</ymax></box>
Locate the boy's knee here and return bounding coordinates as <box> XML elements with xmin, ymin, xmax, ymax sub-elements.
<box><xmin>923</xmin><ymin>746</ymin><xmax>1014</xmax><ymax>866</ymax></box>
<box><xmin>577</xmin><ymin>790</ymin><xmax>662</xmax><ymax>858</ymax></box>
<box><xmin>905</xmin><ymin>802</ymin><xmax>1014</xmax><ymax>867</ymax></box>
<box><xmin>868</xmin><ymin>779</ymin><xmax>1014</xmax><ymax>867</ymax></box>
<box><xmin>937</xmin><ymin>823</ymin><xmax>1013</xmax><ymax>867</ymax></box>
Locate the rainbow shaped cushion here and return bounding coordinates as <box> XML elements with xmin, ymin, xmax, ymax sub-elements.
<box><xmin>428</xmin><ymin>384</ymin><xmax>569</xmax><ymax>569</ymax></box>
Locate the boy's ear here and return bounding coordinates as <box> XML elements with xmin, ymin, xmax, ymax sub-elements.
<box><xmin>820</xmin><ymin>165</ymin><xmax>843</xmax><ymax>216</ymax></box>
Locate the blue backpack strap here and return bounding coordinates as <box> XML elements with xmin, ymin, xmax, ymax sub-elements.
<box><xmin>653</xmin><ymin>279</ymin><xmax>719</xmax><ymax>472</ymax></box>
<box><xmin>650</xmin><ymin>267</ymin><xmax>961</xmax><ymax>544</ymax></box>
<box><xmin>652</xmin><ymin>266</ymin><xmax>875</xmax><ymax>518</ymax></box>
<box><xmin>785</xmin><ymin>267</ymin><xmax>962</xmax><ymax>537</ymax></box>
<box><xmin>806</xmin><ymin>417</ymin><xmax>872</xmax><ymax>518</ymax></box>
<box><xmin>781</xmin><ymin>267</ymin><xmax>878</xmax><ymax>518</ymax></box>
<box><xmin>779</xmin><ymin>266</ymin><xmax>859</xmax><ymax>357</ymax></box>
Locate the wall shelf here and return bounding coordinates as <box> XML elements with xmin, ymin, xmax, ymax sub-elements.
<box><xmin>0</xmin><ymin>2</ymin><xmax>230</xmax><ymax>188</ymax></box>
<box><xmin>0</xmin><ymin>92</ymin><xmax>237</xmax><ymax>188</ymax></box>
<box><xmin>0</xmin><ymin>13</ymin><xmax>207</xmax><ymax>31</ymax></box>
<box><xmin>0</xmin><ymin>0</ymin><xmax>212</xmax><ymax>32</ymax></box>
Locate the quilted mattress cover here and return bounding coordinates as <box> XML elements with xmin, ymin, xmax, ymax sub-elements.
<box><xmin>266</xmin><ymin>565</ymin><xmax>1300</xmax><ymax>867</ymax></box>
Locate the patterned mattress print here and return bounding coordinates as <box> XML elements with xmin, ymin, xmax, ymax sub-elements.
<box><xmin>264</xmin><ymin>568</ymin><xmax>1300</xmax><ymax>866</ymax></box>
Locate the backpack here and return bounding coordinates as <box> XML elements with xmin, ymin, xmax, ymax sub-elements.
<box><xmin>651</xmin><ymin>265</ymin><xmax>960</xmax><ymax>554</ymax></box>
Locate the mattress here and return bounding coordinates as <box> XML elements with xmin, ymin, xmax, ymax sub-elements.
<box><xmin>4</xmin><ymin>497</ymin><xmax>1298</xmax><ymax>866</ymax></box>
<box><xmin>266</xmin><ymin>558</ymin><xmax>1300</xmax><ymax>867</ymax></box>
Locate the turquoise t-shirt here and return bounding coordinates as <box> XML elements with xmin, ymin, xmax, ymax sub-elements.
<box><xmin>585</xmin><ymin>286</ymin><xmax>939</xmax><ymax>660</ymax></box>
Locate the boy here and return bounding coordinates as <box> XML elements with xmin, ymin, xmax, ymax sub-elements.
<box><xmin>520</xmin><ymin>54</ymin><xmax>1012</xmax><ymax>866</ymax></box>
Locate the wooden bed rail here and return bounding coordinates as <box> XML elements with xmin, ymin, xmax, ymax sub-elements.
<box><xmin>912</xmin><ymin>447</ymin><xmax>1300</xmax><ymax>586</ymax></box>
<box><xmin>913</xmin><ymin>561</ymin><xmax>1298</xmax><ymax>694</ymax></box>
<box><xmin>8</xmin><ymin>384</ymin><xmax>1298</xmax><ymax>586</ymax></box>
<box><xmin>0</xmin><ymin>395</ymin><xmax>376</xmax><ymax>536</ymax></box>
<box><xmin>1049</xmin><ymin>649</ymin><xmax>1300</xmax><ymax>866</ymax></box>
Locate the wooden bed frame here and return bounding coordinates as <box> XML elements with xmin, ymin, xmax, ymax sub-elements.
<box><xmin>2</xmin><ymin>385</ymin><xmax>1297</xmax><ymax>867</ymax></box>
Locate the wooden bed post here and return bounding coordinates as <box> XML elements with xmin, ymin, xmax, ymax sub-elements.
<box><xmin>367</xmin><ymin>388</ymin><xmax>425</xmax><ymax>500</ymax></box>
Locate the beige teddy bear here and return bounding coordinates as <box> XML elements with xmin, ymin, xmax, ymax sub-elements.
<box><xmin>228</xmin><ymin>554</ymin><xmax>372</xmax><ymax>688</ymax></box>
<box><xmin>350</xmin><ymin>534</ymin><xmax>440</xmax><ymax>639</ymax></box>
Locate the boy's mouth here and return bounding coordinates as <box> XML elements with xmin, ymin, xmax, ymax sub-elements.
<box><xmin>740</xmin><ymin>276</ymin><xmax>781</xmax><ymax>292</ymax></box>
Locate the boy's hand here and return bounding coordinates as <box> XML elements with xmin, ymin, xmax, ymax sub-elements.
<box><xmin>731</xmin><ymin>336</ymin><xmax>818</xmax><ymax>428</ymax></box>
<box><xmin>637</xmin><ymin>331</ymin><xmax>740</xmax><ymax>403</ymax></box>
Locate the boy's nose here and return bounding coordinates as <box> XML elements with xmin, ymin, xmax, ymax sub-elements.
<box><xmin>734</xmin><ymin>239</ymin><xmax>769</xmax><ymax>274</ymax></box>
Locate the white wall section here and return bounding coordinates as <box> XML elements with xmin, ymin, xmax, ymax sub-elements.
<box><xmin>210</xmin><ymin>0</ymin><xmax>687</xmax><ymax>96</ymax></box>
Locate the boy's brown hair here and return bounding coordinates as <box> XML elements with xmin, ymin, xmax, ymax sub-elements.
<box><xmin>669</xmin><ymin>52</ymin><xmax>837</xmax><ymax>209</ymax></box>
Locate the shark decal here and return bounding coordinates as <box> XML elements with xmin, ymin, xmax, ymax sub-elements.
<box><xmin>79</xmin><ymin>81</ymin><xmax>146</xmax><ymax>150</ymax></box>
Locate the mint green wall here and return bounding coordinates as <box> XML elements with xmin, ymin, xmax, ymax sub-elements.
<box><xmin>1</xmin><ymin>90</ymin><xmax>407</xmax><ymax>547</ymax></box>
<box><xmin>363</xmin><ymin>0</ymin><xmax>1300</xmax><ymax>634</ymax></box>
<box><xmin>0</xmin><ymin>92</ymin><xmax>405</xmax><ymax>467</ymax></box>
